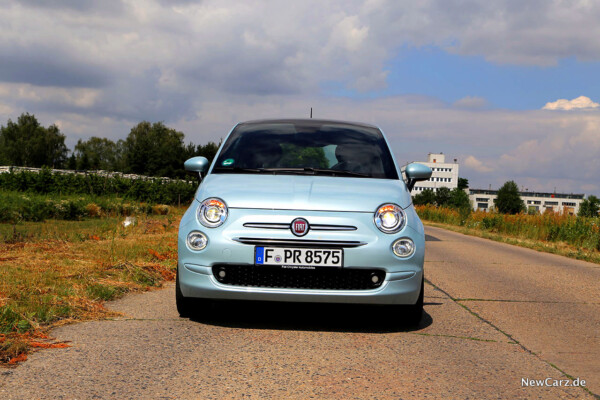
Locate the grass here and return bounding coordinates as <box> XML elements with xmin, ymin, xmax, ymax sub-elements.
<box><xmin>0</xmin><ymin>206</ymin><xmax>184</xmax><ymax>365</ymax></box>
<box><xmin>0</xmin><ymin>190</ymin><xmax>174</xmax><ymax>225</ymax></box>
<box><xmin>416</xmin><ymin>205</ymin><xmax>600</xmax><ymax>264</ymax></box>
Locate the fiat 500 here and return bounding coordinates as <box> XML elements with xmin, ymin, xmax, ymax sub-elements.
<box><xmin>177</xmin><ymin>119</ymin><xmax>432</xmax><ymax>323</ymax></box>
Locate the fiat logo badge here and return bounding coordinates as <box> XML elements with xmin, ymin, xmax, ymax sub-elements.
<box><xmin>291</xmin><ymin>218</ymin><xmax>309</xmax><ymax>237</ymax></box>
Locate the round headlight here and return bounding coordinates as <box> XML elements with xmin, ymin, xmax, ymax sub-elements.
<box><xmin>374</xmin><ymin>203</ymin><xmax>405</xmax><ymax>233</ymax></box>
<box><xmin>392</xmin><ymin>238</ymin><xmax>415</xmax><ymax>258</ymax></box>
<box><xmin>187</xmin><ymin>231</ymin><xmax>208</xmax><ymax>251</ymax></box>
<box><xmin>198</xmin><ymin>198</ymin><xmax>228</xmax><ymax>227</ymax></box>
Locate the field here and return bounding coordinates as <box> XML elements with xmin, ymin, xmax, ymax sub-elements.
<box><xmin>416</xmin><ymin>205</ymin><xmax>600</xmax><ymax>264</ymax></box>
<box><xmin>0</xmin><ymin>198</ymin><xmax>184</xmax><ymax>365</ymax></box>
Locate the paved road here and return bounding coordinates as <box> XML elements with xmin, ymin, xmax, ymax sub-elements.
<box><xmin>1</xmin><ymin>226</ymin><xmax>598</xmax><ymax>399</ymax></box>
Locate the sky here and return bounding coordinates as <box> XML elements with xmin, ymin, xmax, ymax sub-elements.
<box><xmin>0</xmin><ymin>0</ymin><xmax>599</xmax><ymax>195</ymax></box>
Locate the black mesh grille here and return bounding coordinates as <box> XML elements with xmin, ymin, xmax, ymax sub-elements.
<box><xmin>212</xmin><ymin>264</ymin><xmax>385</xmax><ymax>290</ymax></box>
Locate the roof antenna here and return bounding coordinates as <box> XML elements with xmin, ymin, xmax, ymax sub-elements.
<box><xmin>310</xmin><ymin>107</ymin><xmax>313</xmax><ymax>118</ymax></box>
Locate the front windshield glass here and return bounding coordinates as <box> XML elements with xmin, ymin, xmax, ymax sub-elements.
<box><xmin>213</xmin><ymin>120</ymin><xmax>399</xmax><ymax>179</ymax></box>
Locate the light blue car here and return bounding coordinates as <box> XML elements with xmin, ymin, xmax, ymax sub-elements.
<box><xmin>177</xmin><ymin>119</ymin><xmax>432</xmax><ymax>324</ymax></box>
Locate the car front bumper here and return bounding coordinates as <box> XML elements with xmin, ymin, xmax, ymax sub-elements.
<box><xmin>179</xmin><ymin>263</ymin><xmax>422</xmax><ymax>305</ymax></box>
<box><xmin>178</xmin><ymin>202</ymin><xmax>425</xmax><ymax>305</ymax></box>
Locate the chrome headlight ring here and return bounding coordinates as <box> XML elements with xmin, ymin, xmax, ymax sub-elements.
<box><xmin>374</xmin><ymin>203</ymin><xmax>406</xmax><ymax>233</ymax></box>
<box><xmin>198</xmin><ymin>197</ymin><xmax>228</xmax><ymax>228</ymax></box>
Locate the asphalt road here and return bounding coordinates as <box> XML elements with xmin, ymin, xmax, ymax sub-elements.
<box><xmin>1</xmin><ymin>226</ymin><xmax>598</xmax><ymax>399</ymax></box>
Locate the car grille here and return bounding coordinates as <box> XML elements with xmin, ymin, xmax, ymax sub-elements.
<box><xmin>212</xmin><ymin>264</ymin><xmax>385</xmax><ymax>290</ymax></box>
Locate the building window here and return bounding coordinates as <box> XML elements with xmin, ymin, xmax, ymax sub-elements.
<box><xmin>475</xmin><ymin>198</ymin><xmax>488</xmax><ymax>202</ymax></box>
<box><xmin>545</xmin><ymin>201</ymin><xmax>559</xmax><ymax>206</ymax></box>
<box><xmin>562</xmin><ymin>202</ymin><xmax>576</xmax><ymax>207</ymax></box>
<box><xmin>477</xmin><ymin>203</ymin><xmax>488</xmax><ymax>209</ymax></box>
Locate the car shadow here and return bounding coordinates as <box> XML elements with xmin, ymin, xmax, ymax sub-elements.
<box><xmin>189</xmin><ymin>300</ymin><xmax>435</xmax><ymax>333</ymax></box>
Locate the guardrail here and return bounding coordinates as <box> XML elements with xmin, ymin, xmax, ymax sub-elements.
<box><xmin>0</xmin><ymin>166</ymin><xmax>184</xmax><ymax>182</ymax></box>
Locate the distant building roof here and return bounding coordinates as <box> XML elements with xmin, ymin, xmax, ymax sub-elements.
<box><xmin>469</xmin><ymin>188</ymin><xmax>585</xmax><ymax>200</ymax></box>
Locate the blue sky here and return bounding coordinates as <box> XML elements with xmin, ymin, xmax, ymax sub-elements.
<box><xmin>0</xmin><ymin>0</ymin><xmax>599</xmax><ymax>195</ymax></box>
<box><xmin>327</xmin><ymin>46</ymin><xmax>600</xmax><ymax>111</ymax></box>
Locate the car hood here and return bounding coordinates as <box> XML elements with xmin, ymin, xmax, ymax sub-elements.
<box><xmin>196</xmin><ymin>174</ymin><xmax>412</xmax><ymax>212</ymax></box>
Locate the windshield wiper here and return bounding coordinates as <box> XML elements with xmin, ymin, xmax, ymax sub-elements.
<box><xmin>214</xmin><ymin>166</ymin><xmax>369</xmax><ymax>177</ymax></box>
<box><xmin>261</xmin><ymin>167</ymin><xmax>369</xmax><ymax>177</ymax></box>
<box><xmin>213</xmin><ymin>167</ymin><xmax>264</xmax><ymax>173</ymax></box>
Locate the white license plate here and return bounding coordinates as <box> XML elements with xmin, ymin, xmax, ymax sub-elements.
<box><xmin>255</xmin><ymin>247</ymin><xmax>343</xmax><ymax>268</ymax></box>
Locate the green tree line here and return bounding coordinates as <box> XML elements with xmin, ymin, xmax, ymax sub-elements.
<box><xmin>415</xmin><ymin>179</ymin><xmax>599</xmax><ymax>218</ymax></box>
<box><xmin>0</xmin><ymin>113</ymin><xmax>219</xmax><ymax>178</ymax></box>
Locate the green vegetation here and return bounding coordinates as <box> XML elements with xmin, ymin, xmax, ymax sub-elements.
<box><xmin>457</xmin><ymin>177</ymin><xmax>469</xmax><ymax>190</ymax></box>
<box><xmin>413</xmin><ymin>187</ymin><xmax>471</xmax><ymax>211</ymax></box>
<box><xmin>0</xmin><ymin>113</ymin><xmax>68</xmax><ymax>168</ymax></box>
<box><xmin>1</xmin><ymin>113</ymin><xmax>220</xmax><ymax>178</ymax></box>
<box><xmin>0</xmin><ymin>168</ymin><xmax>196</xmax><ymax>211</ymax></box>
<box><xmin>578</xmin><ymin>195</ymin><xmax>599</xmax><ymax>217</ymax></box>
<box><xmin>416</xmin><ymin>205</ymin><xmax>600</xmax><ymax>262</ymax></box>
<box><xmin>494</xmin><ymin>180</ymin><xmax>525</xmax><ymax>214</ymax></box>
<box><xmin>0</xmin><ymin>191</ymin><xmax>178</xmax><ymax>229</ymax></box>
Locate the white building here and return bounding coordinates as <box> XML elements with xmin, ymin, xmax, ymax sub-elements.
<box><xmin>410</xmin><ymin>153</ymin><xmax>459</xmax><ymax>194</ymax></box>
<box><xmin>469</xmin><ymin>189</ymin><xmax>585</xmax><ymax>215</ymax></box>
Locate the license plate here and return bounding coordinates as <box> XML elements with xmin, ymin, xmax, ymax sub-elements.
<box><xmin>255</xmin><ymin>247</ymin><xmax>343</xmax><ymax>268</ymax></box>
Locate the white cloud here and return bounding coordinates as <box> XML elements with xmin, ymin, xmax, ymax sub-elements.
<box><xmin>453</xmin><ymin>96</ymin><xmax>488</xmax><ymax>109</ymax></box>
<box><xmin>542</xmin><ymin>96</ymin><xmax>600</xmax><ymax>111</ymax></box>
<box><xmin>464</xmin><ymin>156</ymin><xmax>493</xmax><ymax>173</ymax></box>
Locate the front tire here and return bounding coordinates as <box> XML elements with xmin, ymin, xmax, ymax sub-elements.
<box><xmin>404</xmin><ymin>276</ymin><xmax>424</xmax><ymax>326</ymax></box>
<box><xmin>176</xmin><ymin>268</ymin><xmax>194</xmax><ymax>318</ymax></box>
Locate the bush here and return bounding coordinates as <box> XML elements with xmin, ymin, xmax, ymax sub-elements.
<box><xmin>0</xmin><ymin>191</ymin><xmax>178</xmax><ymax>223</ymax></box>
<box><xmin>415</xmin><ymin>205</ymin><xmax>600</xmax><ymax>251</ymax></box>
<box><xmin>0</xmin><ymin>169</ymin><xmax>197</xmax><ymax>206</ymax></box>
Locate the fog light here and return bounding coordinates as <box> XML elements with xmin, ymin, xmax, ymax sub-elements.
<box><xmin>371</xmin><ymin>275</ymin><xmax>380</xmax><ymax>284</ymax></box>
<box><xmin>392</xmin><ymin>238</ymin><xmax>415</xmax><ymax>258</ymax></box>
<box><xmin>187</xmin><ymin>231</ymin><xmax>207</xmax><ymax>251</ymax></box>
<box><xmin>215</xmin><ymin>266</ymin><xmax>227</xmax><ymax>282</ymax></box>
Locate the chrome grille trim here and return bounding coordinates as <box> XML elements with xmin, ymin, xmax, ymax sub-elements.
<box><xmin>232</xmin><ymin>237</ymin><xmax>366</xmax><ymax>248</ymax></box>
<box><xmin>243</xmin><ymin>223</ymin><xmax>357</xmax><ymax>231</ymax></box>
<box><xmin>243</xmin><ymin>223</ymin><xmax>289</xmax><ymax>229</ymax></box>
<box><xmin>312</xmin><ymin>224</ymin><xmax>357</xmax><ymax>231</ymax></box>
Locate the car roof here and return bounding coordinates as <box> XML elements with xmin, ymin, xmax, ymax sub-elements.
<box><xmin>236</xmin><ymin>118</ymin><xmax>379</xmax><ymax>130</ymax></box>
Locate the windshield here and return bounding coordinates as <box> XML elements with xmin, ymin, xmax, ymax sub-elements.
<box><xmin>213</xmin><ymin>120</ymin><xmax>399</xmax><ymax>179</ymax></box>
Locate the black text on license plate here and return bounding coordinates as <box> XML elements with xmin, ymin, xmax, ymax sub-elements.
<box><xmin>255</xmin><ymin>247</ymin><xmax>342</xmax><ymax>267</ymax></box>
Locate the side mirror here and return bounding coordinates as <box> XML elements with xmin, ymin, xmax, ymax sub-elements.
<box><xmin>184</xmin><ymin>156</ymin><xmax>209</xmax><ymax>177</ymax></box>
<box><xmin>404</xmin><ymin>163</ymin><xmax>432</xmax><ymax>192</ymax></box>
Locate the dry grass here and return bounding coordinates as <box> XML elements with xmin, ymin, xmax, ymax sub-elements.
<box><xmin>0</xmin><ymin>208</ymin><xmax>184</xmax><ymax>365</ymax></box>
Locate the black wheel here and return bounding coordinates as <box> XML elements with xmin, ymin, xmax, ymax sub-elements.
<box><xmin>403</xmin><ymin>276</ymin><xmax>424</xmax><ymax>326</ymax></box>
<box><xmin>176</xmin><ymin>268</ymin><xmax>194</xmax><ymax>318</ymax></box>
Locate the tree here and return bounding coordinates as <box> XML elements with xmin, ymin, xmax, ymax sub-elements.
<box><xmin>44</xmin><ymin>124</ymin><xmax>69</xmax><ymax>168</ymax></box>
<box><xmin>578</xmin><ymin>195</ymin><xmax>600</xmax><ymax>217</ymax></box>
<box><xmin>74</xmin><ymin>137</ymin><xmax>121</xmax><ymax>171</ymax></box>
<box><xmin>123</xmin><ymin>121</ymin><xmax>186</xmax><ymax>178</ymax></box>
<box><xmin>413</xmin><ymin>189</ymin><xmax>435</xmax><ymax>206</ymax></box>
<box><xmin>494</xmin><ymin>181</ymin><xmax>525</xmax><ymax>214</ymax></box>
<box><xmin>67</xmin><ymin>153</ymin><xmax>77</xmax><ymax>170</ymax></box>
<box><xmin>0</xmin><ymin>113</ymin><xmax>68</xmax><ymax>168</ymax></box>
<box><xmin>449</xmin><ymin>188</ymin><xmax>471</xmax><ymax>210</ymax></box>
<box><xmin>458</xmin><ymin>177</ymin><xmax>469</xmax><ymax>190</ymax></box>
<box><xmin>435</xmin><ymin>187</ymin><xmax>451</xmax><ymax>207</ymax></box>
